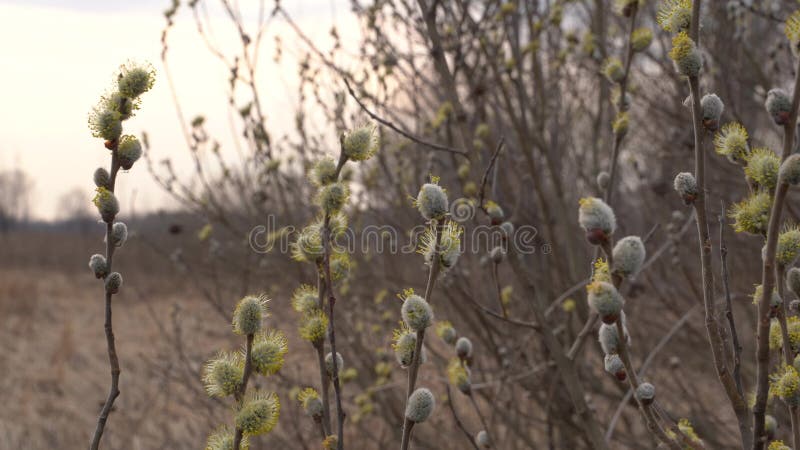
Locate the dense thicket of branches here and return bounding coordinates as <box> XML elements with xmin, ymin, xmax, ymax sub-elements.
<box><xmin>140</xmin><ymin>1</ymin><xmax>800</xmax><ymax>448</ymax></box>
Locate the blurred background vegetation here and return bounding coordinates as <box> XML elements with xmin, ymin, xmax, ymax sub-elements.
<box><xmin>1</xmin><ymin>0</ymin><xmax>799</xmax><ymax>448</ymax></box>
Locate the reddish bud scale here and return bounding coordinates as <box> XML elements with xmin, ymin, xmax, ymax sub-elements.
<box><xmin>600</xmin><ymin>313</ymin><xmax>619</xmax><ymax>325</ymax></box>
<box><xmin>774</xmin><ymin>111</ymin><xmax>791</xmax><ymax>126</ymax></box>
<box><xmin>703</xmin><ymin>118</ymin><xmax>719</xmax><ymax>131</ymax></box>
<box><xmin>615</xmin><ymin>370</ymin><xmax>627</xmax><ymax>382</ymax></box>
<box><xmin>586</xmin><ymin>228</ymin><xmax>608</xmax><ymax>246</ymax></box>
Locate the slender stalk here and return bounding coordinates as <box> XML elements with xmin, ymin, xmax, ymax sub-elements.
<box><xmin>604</xmin><ymin>4</ymin><xmax>638</xmax><ymax>205</ymax></box>
<box><xmin>320</xmin><ymin>149</ymin><xmax>349</xmax><ymax>450</ymax></box>
<box><xmin>445</xmin><ymin>385</ymin><xmax>480</xmax><ymax>450</ymax></box>
<box><xmin>680</xmin><ymin>2</ymin><xmax>751</xmax><ymax>446</ymax></box>
<box><xmin>400</xmin><ymin>220</ymin><xmax>443</xmax><ymax>450</ymax></box>
<box><xmin>233</xmin><ymin>333</ymin><xmax>255</xmax><ymax>450</ymax></box>
<box><xmin>316</xmin><ymin>266</ymin><xmax>333</xmax><ymax>435</ymax></box>
<box><xmin>468</xmin><ymin>393</ymin><xmax>489</xmax><ymax>435</ymax></box>
<box><xmin>719</xmin><ymin>204</ymin><xmax>744</xmax><ymax>397</ymax></box>
<box><xmin>613</xmin><ymin>320</ymin><xmax>680</xmax><ymax>449</ymax></box>
<box><xmin>89</xmin><ymin>147</ymin><xmax>122</xmax><ymax>450</ymax></box>
<box><xmin>777</xmin><ymin>266</ymin><xmax>800</xmax><ymax>450</ymax></box>
<box><xmin>571</xmin><ymin>4</ymin><xmax>640</xmax><ymax>360</ymax></box>
<box><xmin>753</xmin><ymin>55</ymin><xmax>800</xmax><ymax>450</ymax></box>
<box><xmin>315</xmin><ymin>341</ymin><xmax>332</xmax><ymax>436</ymax></box>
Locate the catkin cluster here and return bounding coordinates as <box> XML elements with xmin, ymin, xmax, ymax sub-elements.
<box><xmin>289</xmin><ymin>120</ymin><xmax>381</xmax><ymax>447</ymax></box>
<box><xmin>202</xmin><ymin>295</ymin><xmax>286</xmax><ymax>450</ymax></box>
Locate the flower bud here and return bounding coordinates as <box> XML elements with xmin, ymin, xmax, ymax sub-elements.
<box><xmin>635</xmin><ymin>382</ymin><xmax>655</xmax><ymax>405</ymax></box>
<box><xmin>714</xmin><ymin>122</ymin><xmax>750</xmax><ymax>165</ymax></box>
<box><xmin>673</xmin><ymin>172</ymin><xmax>697</xmax><ymax>205</ymax></box>
<box><xmin>455</xmin><ymin>336</ymin><xmax>473</xmax><ymax>359</ymax></box>
<box><xmin>612</xmin><ymin>112</ymin><xmax>629</xmax><ymax>138</ymax></box>
<box><xmin>291</xmin><ymin>224</ymin><xmax>324</xmax><ymax>263</ymax></box>
<box><xmin>93</xmin><ymin>167</ymin><xmax>110</xmax><ymax>188</ymax></box>
<box><xmin>317</xmin><ymin>182</ymin><xmax>349</xmax><ymax>214</ymax></box>
<box><xmin>604</xmin><ymin>354</ymin><xmax>626</xmax><ymax>381</ymax></box>
<box><xmin>499</xmin><ymin>221</ymin><xmax>515</xmax><ymax>240</ymax></box>
<box><xmin>578</xmin><ymin>197</ymin><xmax>616</xmax><ymax>245</ymax></box>
<box><xmin>436</xmin><ymin>321</ymin><xmax>457</xmax><ymax>345</ymax></box>
<box><xmin>777</xmin><ymin>226</ymin><xmax>800</xmax><ymax>266</ymax></box>
<box><xmin>117</xmin><ymin>62</ymin><xmax>155</xmax><ymax>99</ymax></box>
<box><xmin>105</xmin><ymin>272</ymin><xmax>122</xmax><ymax>294</ymax></box>
<box><xmin>700</xmin><ymin>94</ymin><xmax>724</xmax><ymax>131</ymax></box>
<box><xmin>329</xmin><ymin>252</ymin><xmax>351</xmax><ymax>282</ymax></box>
<box><xmin>402</xmin><ymin>294</ymin><xmax>434</xmax><ymax>331</ymax></box>
<box><xmin>298</xmin><ymin>388</ymin><xmax>324</xmax><ymax>419</ymax></box>
<box><xmin>788</xmin><ymin>267</ymin><xmax>800</xmax><ymax>296</ymax></box>
<box><xmin>773</xmin><ymin>366</ymin><xmax>800</xmax><ymax>406</ymax></box>
<box><xmin>202</xmin><ymin>351</ymin><xmax>243</xmax><ymax>397</ymax></box>
<box><xmin>92</xmin><ymin>187</ymin><xmax>119</xmax><ymax>223</ymax></box>
<box><xmin>88</xmin><ymin>254</ymin><xmax>108</xmax><ymax>279</ymax></box>
<box><xmin>233</xmin><ymin>295</ymin><xmax>268</xmax><ymax>336</ymax></box>
<box><xmin>104</xmin><ymin>92</ymin><xmax>134</xmax><ymax>121</ymax></box>
<box><xmin>206</xmin><ymin>426</ymin><xmax>248</xmax><ymax>450</ymax></box>
<box><xmin>745</xmin><ymin>148</ymin><xmax>780</xmax><ymax>190</ymax></box>
<box><xmin>657</xmin><ymin>0</ymin><xmax>691</xmax><ymax>32</ymax></box>
<box><xmin>631</xmin><ymin>27</ymin><xmax>653</xmax><ymax>52</ymax></box>
<box><xmin>393</xmin><ymin>328</ymin><xmax>425</xmax><ymax>368</ymax></box>
<box><xmin>251</xmin><ymin>330</ymin><xmax>288</xmax><ymax>376</ymax></box>
<box><xmin>612</xmin><ymin>236</ymin><xmax>645</xmax><ymax>277</ymax></box>
<box><xmin>730</xmin><ymin>192</ymin><xmax>772</xmax><ymax>235</ymax></box>
<box><xmin>291</xmin><ymin>285</ymin><xmax>319</xmax><ymax>314</ymax></box>
<box><xmin>490</xmin><ymin>246</ymin><xmax>506</xmax><ymax>264</ymax></box>
<box><xmin>598</xmin><ymin>318</ymin><xmax>629</xmax><ymax>355</ymax></box>
<box><xmin>780</xmin><ymin>154</ymin><xmax>800</xmax><ymax>185</ymax></box>
<box><xmin>118</xmin><ymin>135</ymin><xmax>142</xmax><ymax>170</ymax></box>
<box><xmin>325</xmin><ymin>352</ymin><xmax>344</xmax><ymax>375</ymax></box>
<box><xmin>89</xmin><ymin>108</ymin><xmax>122</xmax><ymax>141</ymax></box>
<box><xmin>768</xmin><ymin>440</ymin><xmax>791</xmax><ymax>450</ymax></box>
<box><xmin>405</xmin><ymin>387</ymin><xmax>435</xmax><ymax>423</ymax></box>
<box><xmin>484</xmin><ymin>201</ymin><xmax>504</xmax><ymax>225</ymax></box>
<box><xmin>235</xmin><ymin>391</ymin><xmax>280</xmax><ymax>436</ymax></box>
<box><xmin>416</xmin><ymin>182</ymin><xmax>449</xmax><ymax>220</ymax></box>
<box><xmin>669</xmin><ymin>32</ymin><xmax>701</xmax><ymax>77</ymax></box>
<box><xmin>597</xmin><ymin>171</ymin><xmax>610</xmax><ymax>190</ymax></box>
<box><xmin>476</xmin><ymin>430</ymin><xmax>491</xmax><ymax>448</ymax></box>
<box><xmin>602</xmin><ymin>57</ymin><xmax>624</xmax><ymax>83</ymax></box>
<box><xmin>787</xmin><ymin>11</ymin><xmax>800</xmax><ymax>57</ymax></box>
<box><xmin>343</xmin><ymin>122</ymin><xmax>380</xmax><ymax>161</ymax></box>
<box><xmin>587</xmin><ymin>281</ymin><xmax>624</xmax><ymax>324</ymax></box>
<box><xmin>299</xmin><ymin>309</ymin><xmax>328</xmax><ymax>345</ymax></box>
<box><xmin>766</xmin><ymin>89</ymin><xmax>792</xmax><ymax>126</ymax></box>
<box><xmin>311</xmin><ymin>157</ymin><xmax>338</xmax><ymax>186</ymax></box>
<box><xmin>448</xmin><ymin>358</ymin><xmax>471</xmax><ymax>394</ymax></box>
<box><xmin>765</xmin><ymin>415</ymin><xmax>778</xmax><ymax>440</ymax></box>
<box><xmin>110</xmin><ymin>222</ymin><xmax>128</xmax><ymax>247</ymax></box>
<box><xmin>323</xmin><ymin>435</ymin><xmax>338</xmax><ymax>450</ymax></box>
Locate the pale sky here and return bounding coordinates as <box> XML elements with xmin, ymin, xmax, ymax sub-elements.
<box><xmin>0</xmin><ymin>0</ymin><xmax>356</xmax><ymax>220</ymax></box>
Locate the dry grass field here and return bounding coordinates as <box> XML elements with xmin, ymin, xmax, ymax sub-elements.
<box><xmin>0</xmin><ymin>229</ymin><xmax>349</xmax><ymax>449</ymax></box>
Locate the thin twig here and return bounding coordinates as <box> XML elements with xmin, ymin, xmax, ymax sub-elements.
<box><xmin>400</xmin><ymin>220</ymin><xmax>443</xmax><ymax>450</ymax></box>
<box><xmin>719</xmin><ymin>202</ymin><xmax>743</xmax><ymax>397</ymax></box>
<box><xmin>478</xmin><ymin>138</ymin><xmax>506</xmax><ymax>211</ymax></box>
<box><xmin>445</xmin><ymin>385</ymin><xmax>480</xmax><ymax>450</ymax></box>
<box><xmin>343</xmin><ymin>78</ymin><xmax>468</xmax><ymax>157</ymax></box>
<box><xmin>753</xmin><ymin>49</ymin><xmax>800</xmax><ymax>450</ymax></box>
<box><xmin>233</xmin><ymin>333</ymin><xmax>255</xmax><ymax>450</ymax></box>
<box><xmin>89</xmin><ymin>143</ymin><xmax>122</xmax><ymax>450</ymax></box>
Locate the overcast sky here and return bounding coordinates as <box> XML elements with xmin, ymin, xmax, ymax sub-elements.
<box><xmin>0</xmin><ymin>0</ymin><xmax>355</xmax><ymax>220</ymax></box>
